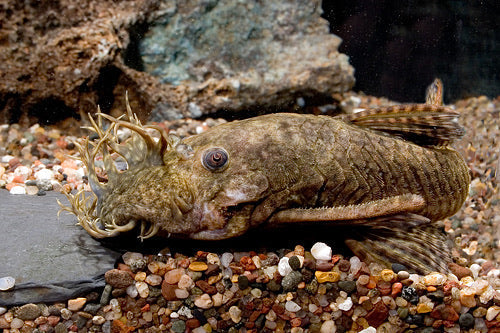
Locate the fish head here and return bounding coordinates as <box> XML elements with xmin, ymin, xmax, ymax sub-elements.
<box><xmin>62</xmin><ymin>109</ymin><xmax>274</xmax><ymax>240</ymax></box>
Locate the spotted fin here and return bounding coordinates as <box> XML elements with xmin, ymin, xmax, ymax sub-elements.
<box><xmin>345</xmin><ymin>79</ymin><xmax>463</xmax><ymax>146</ymax></box>
<box><xmin>345</xmin><ymin>216</ymin><xmax>453</xmax><ymax>274</ymax></box>
<box><xmin>345</xmin><ymin>104</ymin><xmax>464</xmax><ymax>146</ymax></box>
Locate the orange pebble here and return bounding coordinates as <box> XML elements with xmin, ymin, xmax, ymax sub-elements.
<box><xmin>427</xmin><ymin>286</ymin><xmax>437</xmax><ymax>292</ymax></box>
<box><xmin>391</xmin><ymin>282</ymin><xmax>403</xmax><ymax>297</ymax></box>
<box><xmin>366</xmin><ymin>277</ymin><xmax>377</xmax><ymax>289</ymax></box>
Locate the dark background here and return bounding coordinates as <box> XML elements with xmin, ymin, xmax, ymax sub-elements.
<box><xmin>322</xmin><ymin>0</ymin><xmax>499</xmax><ymax>103</ymax></box>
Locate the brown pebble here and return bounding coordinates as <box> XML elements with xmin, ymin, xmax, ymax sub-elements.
<box><xmin>186</xmin><ymin>318</ymin><xmax>200</xmax><ymax>328</ymax></box>
<box><xmin>315</xmin><ymin>260</ymin><xmax>334</xmax><ymax>271</ymax></box>
<box><xmin>105</xmin><ymin>269</ymin><xmax>134</xmax><ymax>288</ymax></box>
<box><xmin>365</xmin><ymin>301</ymin><xmax>388</xmax><ymax>327</ymax></box>
<box><xmin>338</xmin><ymin>259</ymin><xmax>351</xmax><ymax>272</ymax></box>
<box><xmin>195</xmin><ymin>280</ymin><xmax>217</xmax><ymax>295</ymax></box>
<box><xmin>161</xmin><ymin>280</ymin><xmax>178</xmax><ymax>301</ymax></box>
<box><xmin>448</xmin><ymin>263</ymin><xmax>472</xmax><ymax>280</ymax></box>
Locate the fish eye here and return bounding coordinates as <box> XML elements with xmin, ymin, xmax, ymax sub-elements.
<box><xmin>202</xmin><ymin>148</ymin><xmax>229</xmax><ymax>171</ymax></box>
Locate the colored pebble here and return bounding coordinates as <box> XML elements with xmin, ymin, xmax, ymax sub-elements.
<box><xmin>189</xmin><ymin>262</ymin><xmax>208</xmax><ymax>272</ymax></box>
<box><xmin>310</xmin><ymin>242</ymin><xmax>332</xmax><ymax>260</ymax></box>
<box><xmin>0</xmin><ymin>276</ymin><xmax>15</xmax><ymax>291</ymax></box>
<box><xmin>315</xmin><ymin>271</ymin><xmax>340</xmax><ymax>283</ymax></box>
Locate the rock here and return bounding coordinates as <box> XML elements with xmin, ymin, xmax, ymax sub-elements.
<box><xmin>278</xmin><ymin>257</ymin><xmax>293</xmax><ymax>276</ymax></box>
<box><xmin>320</xmin><ymin>320</ymin><xmax>336</xmax><ymax>333</ymax></box>
<box><xmin>0</xmin><ymin>0</ymin><xmax>353</xmax><ymax>124</ymax></box>
<box><xmin>229</xmin><ymin>305</ymin><xmax>242</xmax><ymax>323</ymax></box>
<box><xmin>288</xmin><ymin>256</ymin><xmax>301</xmax><ymax>271</ymax></box>
<box><xmin>282</xmin><ymin>271</ymin><xmax>303</xmax><ymax>291</ymax></box>
<box><xmin>195</xmin><ymin>280</ymin><xmax>217</xmax><ymax>295</ymax></box>
<box><xmin>194</xmin><ymin>294</ymin><xmax>213</xmax><ymax>309</ymax></box>
<box><xmin>365</xmin><ymin>301</ymin><xmax>389</xmax><ymax>327</ymax></box>
<box><xmin>449</xmin><ymin>263</ymin><xmax>473</xmax><ymax>279</ymax></box>
<box><xmin>0</xmin><ymin>276</ymin><xmax>15</xmax><ymax>291</ymax></box>
<box><xmin>165</xmin><ymin>268</ymin><xmax>185</xmax><ymax>284</ymax></box>
<box><xmin>311</xmin><ymin>242</ymin><xmax>332</xmax><ymax>260</ymax></box>
<box><xmin>459</xmin><ymin>313</ymin><xmax>474</xmax><ymax>328</ymax></box>
<box><xmin>15</xmin><ymin>303</ymin><xmax>41</xmax><ymax>320</ymax></box>
<box><xmin>221</xmin><ymin>253</ymin><xmax>234</xmax><ymax>267</ymax></box>
<box><xmin>161</xmin><ymin>281</ymin><xmax>178</xmax><ymax>301</ymax></box>
<box><xmin>171</xmin><ymin>320</ymin><xmax>186</xmax><ymax>333</ymax></box>
<box><xmin>486</xmin><ymin>306</ymin><xmax>500</xmax><ymax>321</ymax></box>
<box><xmin>315</xmin><ymin>271</ymin><xmax>340</xmax><ymax>283</ymax></box>
<box><xmin>285</xmin><ymin>300</ymin><xmax>301</xmax><ymax>312</ymax></box>
<box><xmin>189</xmin><ymin>262</ymin><xmax>208</xmax><ymax>272</ymax></box>
<box><xmin>338</xmin><ymin>297</ymin><xmax>353</xmax><ymax>311</ymax></box>
<box><xmin>338</xmin><ymin>280</ymin><xmax>357</xmax><ymax>294</ymax></box>
<box><xmin>104</xmin><ymin>269</ymin><xmax>134</xmax><ymax>289</ymax></box>
<box><xmin>67</xmin><ymin>297</ymin><xmax>86</xmax><ymax>311</ymax></box>
<box><xmin>0</xmin><ymin>191</ymin><xmax>120</xmax><ymax>306</ymax></box>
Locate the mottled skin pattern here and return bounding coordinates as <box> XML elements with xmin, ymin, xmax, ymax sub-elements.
<box><xmin>60</xmin><ymin>82</ymin><xmax>470</xmax><ymax>273</ymax></box>
<box><xmin>98</xmin><ymin>113</ymin><xmax>469</xmax><ymax>239</ymax></box>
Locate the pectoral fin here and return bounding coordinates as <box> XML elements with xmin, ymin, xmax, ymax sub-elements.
<box><xmin>271</xmin><ymin>194</ymin><xmax>425</xmax><ymax>224</ymax></box>
<box><xmin>345</xmin><ymin>223</ymin><xmax>453</xmax><ymax>274</ymax></box>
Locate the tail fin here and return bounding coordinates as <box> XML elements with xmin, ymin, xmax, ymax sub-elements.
<box><xmin>345</xmin><ymin>79</ymin><xmax>464</xmax><ymax>146</ymax></box>
<box><xmin>345</xmin><ymin>221</ymin><xmax>453</xmax><ymax>274</ymax></box>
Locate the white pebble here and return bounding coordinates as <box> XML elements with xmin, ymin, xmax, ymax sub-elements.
<box><xmin>0</xmin><ymin>307</ymin><xmax>6</xmax><ymax>315</ymax></box>
<box><xmin>1</xmin><ymin>155</ymin><xmax>14</xmax><ymax>163</ymax></box>
<box><xmin>92</xmin><ymin>315</ymin><xmax>106</xmax><ymax>325</ymax></box>
<box><xmin>320</xmin><ymin>320</ymin><xmax>336</xmax><ymax>333</ymax></box>
<box><xmin>278</xmin><ymin>257</ymin><xmax>292</xmax><ymax>276</ymax></box>
<box><xmin>423</xmin><ymin>272</ymin><xmax>447</xmax><ymax>286</ymax></box>
<box><xmin>221</xmin><ymin>252</ymin><xmax>233</xmax><ymax>267</ymax></box>
<box><xmin>285</xmin><ymin>300</ymin><xmax>301</xmax><ymax>312</ymax></box>
<box><xmin>263</xmin><ymin>266</ymin><xmax>277</xmax><ymax>279</ymax></box>
<box><xmin>228</xmin><ymin>305</ymin><xmax>242</xmax><ymax>323</ymax></box>
<box><xmin>309</xmin><ymin>304</ymin><xmax>318</xmax><ymax>313</ymax></box>
<box><xmin>10</xmin><ymin>318</ymin><xmax>24</xmax><ymax>329</ymax></box>
<box><xmin>349</xmin><ymin>256</ymin><xmax>362</xmax><ymax>276</ymax></box>
<box><xmin>177</xmin><ymin>306</ymin><xmax>193</xmax><ymax>318</ymax></box>
<box><xmin>486</xmin><ymin>306</ymin><xmax>500</xmax><ymax>321</ymax></box>
<box><xmin>338</xmin><ymin>297</ymin><xmax>353</xmax><ymax>311</ymax></box>
<box><xmin>470</xmin><ymin>263</ymin><xmax>481</xmax><ymax>279</ymax></box>
<box><xmin>9</xmin><ymin>186</ymin><xmax>26</xmax><ymax>195</ymax></box>
<box><xmin>311</xmin><ymin>242</ymin><xmax>332</xmax><ymax>260</ymax></box>
<box><xmin>175</xmin><ymin>288</ymin><xmax>189</xmax><ymax>299</ymax></box>
<box><xmin>359</xmin><ymin>327</ymin><xmax>376</xmax><ymax>333</ymax></box>
<box><xmin>35</xmin><ymin>168</ymin><xmax>54</xmax><ymax>181</ymax></box>
<box><xmin>0</xmin><ymin>276</ymin><xmax>15</xmax><ymax>290</ymax></box>
<box><xmin>122</xmin><ymin>252</ymin><xmax>144</xmax><ymax>266</ymax></box>
<box><xmin>136</xmin><ymin>281</ymin><xmax>149</xmax><ymax>298</ymax></box>
<box><xmin>192</xmin><ymin>327</ymin><xmax>208</xmax><ymax>333</ymax></box>
<box><xmin>126</xmin><ymin>284</ymin><xmax>138</xmax><ymax>298</ymax></box>
<box><xmin>14</xmin><ymin>165</ymin><xmax>32</xmax><ymax>180</ymax></box>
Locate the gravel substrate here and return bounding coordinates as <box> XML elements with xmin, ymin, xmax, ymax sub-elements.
<box><xmin>0</xmin><ymin>95</ymin><xmax>499</xmax><ymax>332</ymax></box>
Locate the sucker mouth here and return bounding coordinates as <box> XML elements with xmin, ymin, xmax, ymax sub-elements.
<box><xmin>58</xmin><ymin>94</ymin><xmax>183</xmax><ymax>239</ymax></box>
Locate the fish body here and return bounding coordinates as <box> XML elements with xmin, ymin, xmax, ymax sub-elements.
<box><xmin>60</xmin><ymin>83</ymin><xmax>470</xmax><ymax>273</ymax></box>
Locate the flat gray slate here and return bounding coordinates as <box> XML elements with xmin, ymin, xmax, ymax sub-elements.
<box><xmin>0</xmin><ymin>191</ymin><xmax>120</xmax><ymax>306</ymax></box>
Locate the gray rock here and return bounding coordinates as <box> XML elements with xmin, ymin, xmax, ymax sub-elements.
<box><xmin>139</xmin><ymin>0</ymin><xmax>354</xmax><ymax>119</ymax></box>
<box><xmin>15</xmin><ymin>303</ymin><xmax>41</xmax><ymax>320</ymax></box>
<box><xmin>0</xmin><ymin>191</ymin><xmax>120</xmax><ymax>306</ymax></box>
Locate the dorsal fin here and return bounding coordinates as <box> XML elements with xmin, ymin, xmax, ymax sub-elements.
<box><xmin>344</xmin><ymin>79</ymin><xmax>464</xmax><ymax>146</ymax></box>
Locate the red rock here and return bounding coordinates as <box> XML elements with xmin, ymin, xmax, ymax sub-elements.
<box><xmin>47</xmin><ymin>316</ymin><xmax>60</xmax><ymax>326</ymax></box>
<box><xmin>391</xmin><ymin>282</ymin><xmax>403</xmax><ymax>297</ymax></box>
<box><xmin>105</xmin><ymin>269</ymin><xmax>134</xmax><ymax>288</ymax></box>
<box><xmin>365</xmin><ymin>301</ymin><xmax>389</xmax><ymax>327</ymax></box>
<box><xmin>430</xmin><ymin>304</ymin><xmax>459</xmax><ymax>322</ymax></box>
<box><xmin>186</xmin><ymin>318</ymin><xmax>200</xmax><ymax>328</ymax></box>
<box><xmin>0</xmin><ymin>317</ymin><xmax>10</xmax><ymax>329</ymax></box>
<box><xmin>161</xmin><ymin>280</ymin><xmax>178</xmax><ymax>301</ymax></box>
<box><xmin>195</xmin><ymin>280</ymin><xmax>217</xmax><ymax>294</ymax></box>
<box><xmin>291</xmin><ymin>317</ymin><xmax>302</xmax><ymax>327</ymax></box>
<box><xmin>448</xmin><ymin>263</ymin><xmax>472</xmax><ymax>280</ymax></box>
<box><xmin>377</xmin><ymin>281</ymin><xmax>392</xmax><ymax>296</ymax></box>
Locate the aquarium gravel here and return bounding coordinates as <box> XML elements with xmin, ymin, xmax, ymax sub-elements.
<box><xmin>0</xmin><ymin>95</ymin><xmax>498</xmax><ymax>332</ymax></box>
